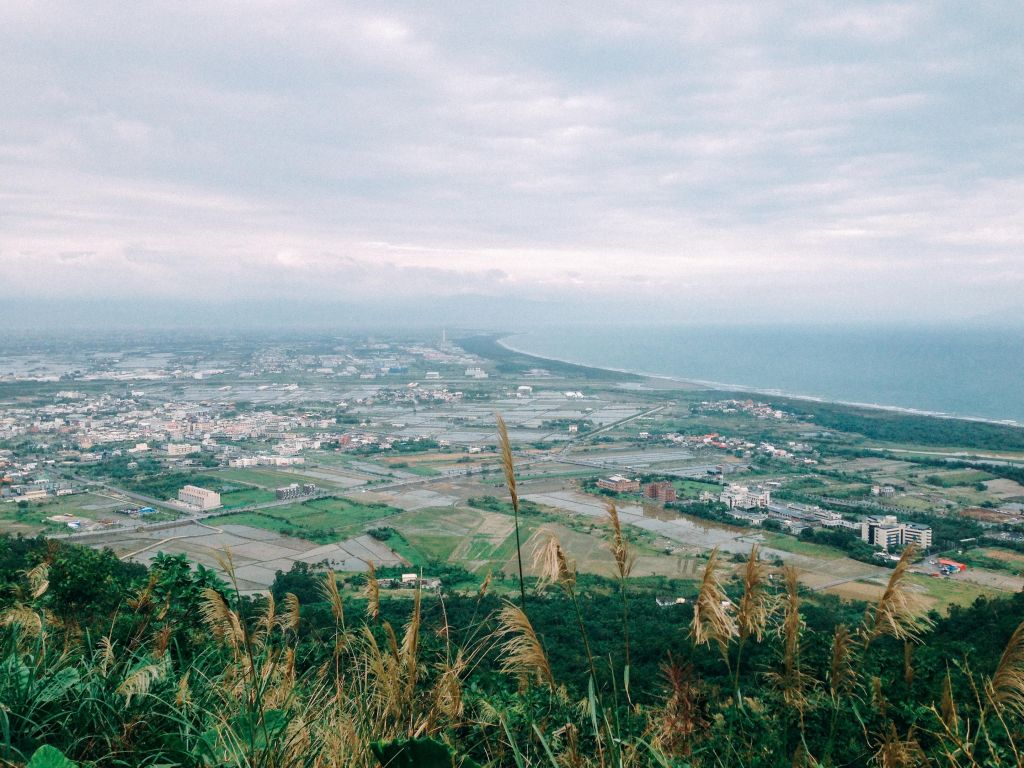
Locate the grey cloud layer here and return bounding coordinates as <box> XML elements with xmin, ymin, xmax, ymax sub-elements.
<box><xmin>1</xmin><ymin>1</ymin><xmax>1022</xmax><ymax>321</ymax></box>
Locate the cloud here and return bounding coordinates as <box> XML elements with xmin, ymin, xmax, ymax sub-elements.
<box><xmin>0</xmin><ymin>0</ymin><xmax>1022</xmax><ymax>323</ymax></box>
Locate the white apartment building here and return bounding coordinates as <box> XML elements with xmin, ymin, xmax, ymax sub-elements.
<box><xmin>860</xmin><ymin>515</ymin><xmax>933</xmax><ymax>550</ymax></box>
<box><xmin>719</xmin><ymin>484</ymin><xmax>771</xmax><ymax>510</ymax></box>
<box><xmin>903</xmin><ymin>523</ymin><xmax>933</xmax><ymax>549</ymax></box>
<box><xmin>178</xmin><ymin>485</ymin><xmax>221</xmax><ymax>511</ymax></box>
<box><xmin>166</xmin><ymin>443</ymin><xmax>198</xmax><ymax>456</ymax></box>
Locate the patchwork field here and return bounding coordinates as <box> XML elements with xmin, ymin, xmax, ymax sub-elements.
<box><xmin>93</xmin><ymin>521</ymin><xmax>405</xmax><ymax>592</ymax></box>
<box><xmin>978</xmin><ymin>547</ymin><xmax>1024</xmax><ymax>570</ymax></box>
<box><xmin>376</xmin><ymin>505</ymin><xmax>534</xmax><ymax>571</ymax></box>
<box><xmin>206</xmin><ymin>496</ymin><xmax>405</xmax><ymax>543</ymax></box>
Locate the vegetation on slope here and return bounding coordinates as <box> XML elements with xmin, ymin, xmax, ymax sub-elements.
<box><xmin>1</xmin><ymin>417</ymin><xmax>1023</xmax><ymax>767</ymax></box>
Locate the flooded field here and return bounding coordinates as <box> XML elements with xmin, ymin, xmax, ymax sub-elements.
<box><xmin>524</xmin><ymin>490</ymin><xmax>892</xmax><ymax>590</ymax></box>
<box><xmin>80</xmin><ymin>522</ymin><xmax>403</xmax><ymax>593</ymax></box>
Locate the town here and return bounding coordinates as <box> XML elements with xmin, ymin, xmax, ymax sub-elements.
<box><xmin>1</xmin><ymin>331</ymin><xmax>1022</xmax><ymax>605</ymax></box>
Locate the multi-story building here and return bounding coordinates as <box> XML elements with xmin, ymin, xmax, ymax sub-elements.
<box><xmin>719</xmin><ymin>484</ymin><xmax>771</xmax><ymax>510</ymax></box>
<box><xmin>902</xmin><ymin>522</ymin><xmax>933</xmax><ymax>549</ymax></box>
<box><xmin>807</xmin><ymin>506</ymin><xmax>844</xmax><ymax>526</ymax></box>
<box><xmin>860</xmin><ymin>515</ymin><xmax>932</xmax><ymax>551</ymax></box>
<box><xmin>862</xmin><ymin>515</ymin><xmax>904</xmax><ymax>549</ymax></box>
<box><xmin>275</xmin><ymin>483</ymin><xmax>317</xmax><ymax>500</ymax></box>
<box><xmin>597</xmin><ymin>475</ymin><xmax>640</xmax><ymax>493</ymax></box>
<box><xmin>644</xmin><ymin>481</ymin><xmax>677</xmax><ymax>503</ymax></box>
<box><xmin>166</xmin><ymin>443</ymin><xmax>198</xmax><ymax>456</ymax></box>
<box><xmin>178</xmin><ymin>485</ymin><xmax>221</xmax><ymax>511</ymax></box>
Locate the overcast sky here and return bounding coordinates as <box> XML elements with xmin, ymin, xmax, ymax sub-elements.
<box><xmin>2</xmin><ymin>1</ymin><xmax>1022</xmax><ymax>326</ymax></box>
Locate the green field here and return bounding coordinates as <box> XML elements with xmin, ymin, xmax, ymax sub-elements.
<box><xmin>216</xmin><ymin>467</ymin><xmax>313</xmax><ymax>488</ymax></box>
<box><xmin>671</xmin><ymin>479</ymin><xmax>722</xmax><ymax>498</ymax></box>
<box><xmin>219</xmin><ymin>487</ymin><xmax>276</xmax><ymax>508</ymax></box>
<box><xmin>400</xmin><ymin>533</ymin><xmax>459</xmax><ymax>561</ymax></box>
<box><xmin>908</xmin><ymin>573</ymin><xmax>1002</xmax><ymax>609</ymax></box>
<box><xmin>761</xmin><ymin>533</ymin><xmax>845</xmax><ymax>559</ymax></box>
<box><xmin>398</xmin><ymin>464</ymin><xmax>440</xmax><ymax>477</ymax></box>
<box><xmin>206</xmin><ymin>496</ymin><xmax>402</xmax><ymax>543</ymax></box>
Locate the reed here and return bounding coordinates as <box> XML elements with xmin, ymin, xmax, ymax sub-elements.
<box><xmin>689</xmin><ymin>547</ymin><xmax>736</xmax><ymax>658</ymax></box>
<box><xmin>988</xmin><ymin>619</ymin><xmax>1024</xmax><ymax>719</ymax></box>
<box><xmin>865</xmin><ymin>545</ymin><xmax>933</xmax><ymax>646</ymax></box>
<box><xmin>362</xmin><ymin>561</ymin><xmax>380</xmax><ymax>622</ymax></box>
<box><xmin>496</xmin><ymin>413</ymin><xmax>527</xmax><ymax>608</ymax></box>
<box><xmin>733</xmin><ymin>543</ymin><xmax>772</xmax><ymax>694</ymax></box>
<box><xmin>497</xmin><ymin>601</ymin><xmax>555</xmax><ymax>690</ymax></box>
<box><xmin>605</xmin><ymin>502</ymin><xmax>635</xmax><ymax>683</ymax></box>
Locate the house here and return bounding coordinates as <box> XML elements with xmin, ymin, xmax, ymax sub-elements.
<box><xmin>597</xmin><ymin>475</ymin><xmax>640</xmax><ymax>493</ymax></box>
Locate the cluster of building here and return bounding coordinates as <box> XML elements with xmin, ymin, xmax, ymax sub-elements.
<box><xmin>0</xmin><ymin>450</ymin><xmax>76</xmax><ymax>503</ymax></box>
<box><xmin>377</xmin><ymin>573</ymin><xmax>442</xmax><ymax>591</ymax></box>
<box><xmin>694</xmin><ymin>399</ymin><xmax>792</xmax><ymax>420</ymax></box>
<box><xmin>229</xmin><ymin>455</ymin><xmax>306</xmax><ymax>468</ymax></box>
<box><xmin>647</xmin><ymin>431</ymin><xmax>816</xmax><ymax>464</ymax></box>
<box><xmin>356</xmin><ymin>385</ymin><xmax>465</xmax><ymax>407</ymax></box>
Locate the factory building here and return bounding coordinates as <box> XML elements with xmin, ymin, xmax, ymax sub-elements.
<box><xmin>178</xmin><ymin>485</ymin><xmax>221</xmax><ymax>511</ymax></box>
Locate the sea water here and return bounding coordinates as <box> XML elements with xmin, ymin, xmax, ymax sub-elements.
<box><xmin>506</xmin><ymin>325</ymin><xmax>1024</xmax><ymax>424</ymax></box>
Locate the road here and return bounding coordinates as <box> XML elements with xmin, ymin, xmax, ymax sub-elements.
<box><xmin>56</xmin><ymin>403</ymin><xmax>677</xmax><ymax>535</ymax></box>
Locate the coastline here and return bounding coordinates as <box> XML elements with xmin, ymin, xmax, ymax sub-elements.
<box><xmin>496</xmin><ymin>334</ymin><xmax>1023</xmax><ymax>429</ymax></box>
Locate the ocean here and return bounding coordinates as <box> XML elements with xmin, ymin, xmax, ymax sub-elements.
<box><xmin>504</xmin><ymin>325</ymin><xmax>1024</xmax><ymax>425</ymax></box>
